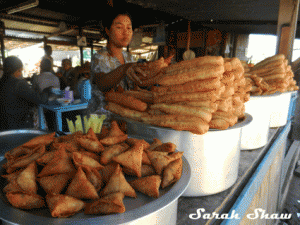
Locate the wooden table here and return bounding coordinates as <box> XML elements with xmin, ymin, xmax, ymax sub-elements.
<box><xmin>38</xmin><ymin>100</ymin><xmax>88</xmax><ymax>132</ymax></box>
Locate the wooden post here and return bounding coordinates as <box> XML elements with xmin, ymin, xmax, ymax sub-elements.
<box><xmin>79</xmin><ymin>27</ymin><xmax>84</xmax><ymax>66</ymax></box>
<box><xmin>276</xmin><ymin>0</ymin><xmax>300</xmax><ymax>62</ymax></box>
<box><xmin>43</xmin><ymin>36</ymin><xmax>47</xmax><ymax>48</ymax></box>
<box><xmin>91</xmin><ymin>43</ymin><xmax>94</xmax><ymax>60</ymax></box>
<box><xmin>0</xmin><ymin>20</ymin><xmax>5</xmax><ymax>63</ymax></box>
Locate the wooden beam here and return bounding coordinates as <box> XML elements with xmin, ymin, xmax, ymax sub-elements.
<box><xmin>276</xmin><ymin>0</ymin><xmax>300</xmax><ymax>62</ymax></box>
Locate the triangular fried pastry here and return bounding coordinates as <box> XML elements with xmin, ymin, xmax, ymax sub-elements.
<box><xmin>3</xmin><ymin>179</ymin><xmax>23</xmax><ymax>193</ymax></box>
<box><xmin>2</xmin><ymin>170</ymin><xmax>22</xmax><ymax>182</ymax></box>
<box><xmin>7</xmin><ymin>145</ymin><xmax>46</xmax><ymax>173</ymax></box>
<box><xmin>142</xmin><ymin>151</ymin><xmax>151</xmax><ymax>165</ymax></box>
<box><xmin>161</xmin><ymin>158</ymin><xmax>183</xmax><ymax>189</ymax></box>
<box><xmin>77</xmin><ymin>136</ymin><xmax>105</xmax><ymax>153</ymax></box>
<box><xmin>100</xmin><ymin>144</ymin><xmax>128</xmax><ymax>165</ymax></box>
<box><xmin>21</xmin><ymin>132</ymin><xmax>55</xmax><ymax>148</ymax></box>
<box><xmin>85</xmin><ymin>192</ymin><xmax>125</xmax><ymax>215</ymax></box>
<box><xmin>38</xmin><ymin>148</ymin><xmax>75</xmax><ymax>177</ymax></box>
<box><xmin>36</xmin><ymin>151</ymin><xmax>56</xmax><ymax>166</ymax></box>
<box><xmin>6</xmin><ymin>192</ymin><xmax>44</xmax><ymax>209</ymax></box>
<box><xmin>62</xmin><ymin>141</ymin><xmax>80</xmax><ymax>153</ymax></box>
<box><xmin>146</xmin><ymin>138</ymin><xmax>163</xmax><ymax>151</ymax></box>
<box><xmin>112</xmin><ymin>142</ymin><xmax>143</xmax><ymax>177</ymax></box>
<box><xmin>146</xmin><ymin>151</ymin><xmax>183</xmax><ymax>175</ymax></box>
<box><xmin>100</xmin><ymin>135</ymin><xmax>128</xmax><ymax>146</ymax></box>
<box><xmin>100</xmin><ymin>164</ymin><xmax>136</xmax><ymax>198</ymax></box>
<box><xmin>96</xmin><ymin>125</ymin><xmax>109</xmax><ymax>139</ymax></box>
<box><xmin>123</xmin><ymin>164</ymin><xmax>156</xmax><ymax>177</ymax></box>
<box><xmin>66</xmin><ymin>167</ymin><xmax>99</xmax><ymax>200</ymax></box>
<box><xmin>46</xmin><ymin>194</ymin><xmax>85</xmax><ymax>218</ymax></box>
<box><xmin>108</xmin><ymin>121</ymin><xmax>126</xmax><ymax>137</ymax></box>
<box><xmin>5</xmin><ymin>146</ymin><xmax>31</xmax><ymax>161</ymax></box>
<box><xmin>86</xmin><ymin>127</ymin><xmax>98</xmax><ymax>141</ymax></box>
<box><xmin>129</xmin><ymin>175</ymin><xmax>161</xmax><ymax>198</ymax></box>
<box><xmin>153</xmin><ymin>142</ymin><xmax>176</xmax><ymax>153</ymax></box>
<box><xmin>72</xmin><ymin>152</ymin><xmax>104</xmax><ymax>170</ymax></box>
<box><xmin>82</xmin><ymin>167</ymin><xmax>103</xmax><ymax>191</ymax></box>
<box><xmin>38</xmin><ymin>173</ymin><xmax>73</xmax><ymax>194</ymax></box>
<box><xmin>100</xmin><ymin>162</ymin><xmax>119</xmax><ymax>184</ymax></box>
<box><xmin>16</xmin><ymin>162</ymin><xmax>37</xmax><ymax>194</ymax></box>
<box><xmin>79</xmin><ymin>151</ymin><xmax>100</xmax><ymax>161</ymax></box>
<box><xmin>126</xmin><ymin>138</ymin><xmax>150</xmax><ymax>149</ymax></box>
<box><xmin>54</xmin><ymin>131</ymin><xmax>83</xmax><ymax>143</ymax></box>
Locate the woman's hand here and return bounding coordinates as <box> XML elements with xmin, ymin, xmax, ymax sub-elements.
<box><xmin>126</xmin><ymin>58</ymin><xmax>168</xmax><ymax>86</ymax></box>
<box><xmin>125</xmin><ymin>63</ymin><xmax>148</xmax><ymax>85</ymax></box>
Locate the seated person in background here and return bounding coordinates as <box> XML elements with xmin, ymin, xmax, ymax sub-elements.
<box><xmin>56</xmin><ymin>58</ymin><xmax>74</xmax><ymax>90</ymax></box>
<box><xmin>0</xmin><ymin>56</ymin><xmax>51</xmax><ymax>131</ymax></box>
<box><xmin>36</xmin><ymin>58</ymin><xmax>60</xmax><ymax>131</ymax></box>
<box><xmin>37</xmin><ymin>58</ymin><xmax>60</xmax><ymax>92</ymax></box>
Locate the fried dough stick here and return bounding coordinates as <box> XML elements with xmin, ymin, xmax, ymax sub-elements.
<box><xmin>140</xmin><ymin>114</ymin><xmax>209</xmax><ymax>135</ymax></box>
<box><xmin>152</xmin><ymin>77</ymin><xmax>221</xmax><ymax>95</ymax></box>
<box><xmin>150</xmin><ymin>103</ymin><xmax>212</xmax><ymax>123</ymax></box>
<box><xmin>105</xmin><ymin>92</ymin><xmax>148</xmax><ymax>112</ymax></box>
<box><xmin>158</xmin><ymin>65</ymin><xmax>224</xmax><ymax>86</ymax></box>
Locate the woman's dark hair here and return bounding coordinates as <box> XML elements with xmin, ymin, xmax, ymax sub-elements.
<box><xmin>101</xmin><ymin>6</ymin><xmax>133</xmax><ymax>40</ymax></box>
<box><xmin>2</xmin><ymin>56</ymin><xmax>23</xmax><ymax>80</ymax></box>
<box><xmin>40</xmin><ymin>58</ymin><xmax>52</xmax><ymax>72</ymax></box>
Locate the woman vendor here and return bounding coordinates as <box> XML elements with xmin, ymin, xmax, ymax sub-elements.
<box><xmin>0</xmin><ymin>56</ymin><xmax>53</xmax><ymax>131</ymax></box>
<box><xmin>91</xmin><ymin>8</ymin><xmax>143</xmax><ymax>93</ymax></box>
<box><xmin>81</xmin><ymin>7</ymin><xmax>144</xmax><ymax>118</ymax></box>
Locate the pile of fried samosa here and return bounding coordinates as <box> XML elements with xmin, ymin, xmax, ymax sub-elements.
<box><xmin>1</xmin><ymin>122</ymin><xmax>183</xmax><ymax>218</ymax></box>
<box><xmin>244</xmin><ymin>54</ymin><xmax>299</xmax><ymax>95</ymax></box>
<box><xmin>106</xmin><ymin>56</ymin><xmax>252</xmax><ymax>133</ymax></box>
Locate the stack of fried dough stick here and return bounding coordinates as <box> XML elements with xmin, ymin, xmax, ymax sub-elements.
<box><xmin>106</xmin><ymin>56</ymin><xmax>251</xmax><ymax>134</ymax></box>
<box><xmin>246</xmin><ymin>54</ymin><xmax>299</xmax><ymax>95</ymax></box>
<box><xmin>209</xmin><ymin>58</ymin><xmax>251</xmax><ymax>130</ymax></box>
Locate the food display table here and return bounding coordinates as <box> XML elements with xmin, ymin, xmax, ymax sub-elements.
<box><xmin>0</xmin><ymin>92</ymin><xmax>297</xmax><ymax>225</ymax></box>
<box><xmin>38</xmin><ymin>100</ymin><xmax>89</xmax><ymax>132</ymax></box>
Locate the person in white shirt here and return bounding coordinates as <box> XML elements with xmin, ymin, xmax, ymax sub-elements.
<box><xmin>36</xmin><ymin>58</ymin><xmax>60</xmax><ymax>92</ymax></box>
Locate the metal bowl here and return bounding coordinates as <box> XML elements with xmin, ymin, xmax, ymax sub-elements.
<box><xmin>0</xmin><ymin>129</ymin><xmax>191</xmax><ymax>225</ymax></box>
<box><xmin>118</xmin><ymin>113</ymin><xmax>253</xmax><ymax>197</ymax></box>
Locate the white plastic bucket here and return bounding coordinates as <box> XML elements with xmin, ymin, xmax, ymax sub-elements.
<box><xmin>241</xmin><ymin>95</ymin><xmax>274</xmax><ymax>150</ymax></box>
<box><xmin>124</xmin><ymin>114</ymin><xmax>253</xmax><ymax>197</ymax></box>
<box><xmin>269</xmin><ymin>91</ymin><xmax>294</xmax><ymax>128</ymax></box>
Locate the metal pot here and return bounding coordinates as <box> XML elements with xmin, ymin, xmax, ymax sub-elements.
<box><xmin>0</xmin><ymin>129</ymin><xmax>191</xmax><ymax>225</ymax></box>
<box><xmin>124</xmin><ymin>114</ymin><xmax>253</xmax><ymax>197</ymax></box>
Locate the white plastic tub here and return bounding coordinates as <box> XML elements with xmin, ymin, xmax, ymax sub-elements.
<box><xmin>269</xmin><ymin>91</ymin><xmax>295</xmax><ymax>128</ymax></box>
<box><xmin>241</xmin><ymin>95</ymin><xmax>275</xmax><ymax>150</ymax></box>
<box><xmin>124</xmin><ymin>114</ymin><xmax>253</xmax><ymax>197</ymax></box>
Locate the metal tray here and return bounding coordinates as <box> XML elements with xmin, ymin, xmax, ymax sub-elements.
<box><xmin>0</xmin><ymin>129</ymin><xmax>191</xmax><ymax>225</ymax></box>
<box><xmin>0</xmin><ymin>129</ymin><xmax>49</xmax><ymax>161</ymax></box>
<box><xmin>113</xmin><ymin>113</ymin><xmax>253</xmax><ymax>138</ymax></box>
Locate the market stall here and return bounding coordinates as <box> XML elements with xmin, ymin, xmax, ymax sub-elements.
<box><xmin>1</xmin><ymin>0</ymin><xmax>300</xmax><ymax>225</ymax></box>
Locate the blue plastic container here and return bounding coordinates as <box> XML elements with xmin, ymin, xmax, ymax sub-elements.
<box><xmin>79</xmin><ymin>79</ymin><xmax>92</xmax><ymax>102</ymax></box>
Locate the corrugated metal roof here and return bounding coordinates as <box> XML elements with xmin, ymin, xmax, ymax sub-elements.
<box><xmin>0</xmin><ymin>0</ymin><xmax>299</xmax><ymax>45</ymax></box>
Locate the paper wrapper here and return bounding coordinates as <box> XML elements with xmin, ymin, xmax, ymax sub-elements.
<box><xmin>67</xmin><ymin>114</ymin><xmax>107</xmax><ymax>134</ymax></box>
